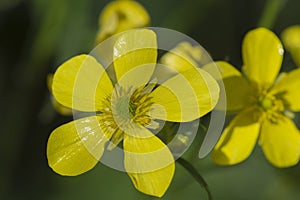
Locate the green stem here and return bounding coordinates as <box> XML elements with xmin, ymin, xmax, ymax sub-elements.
<box><xmin>177</xmin><ymin>158</ymin><xmax>212</xmax><ymax>200</ymax></box>
<box><xmin>257</xmin><ymin>0</ymin><xmax>286</xmax><ymax>28</ymax></box>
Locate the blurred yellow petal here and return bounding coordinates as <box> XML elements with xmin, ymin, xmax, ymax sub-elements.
<box><xmin>95</xmin><ymin>12</ymin><xmax>118</xmax><ymax>45</ymax></box>
<box><xmin>216</xmin><ymin>61</ymin><xmax>252</xmax><ymax>112</ymax></box>
<box><xmin>47</xmin><ymin>74</ymin><xmax>72</xmax><ymax>115</ymax></box>
<box><xmin>52</xmin><ymin>54</ymin><xmax>113</xmax><ymax>112</ymax></box>
<box><xmin>47</xmin><ymin>73</ymin><xmax>54</xmax><ymax>92</ymax></box>
<box><xmin>242</xmin><ymin>27</ymin><xmax>283</xmax><ymax>86</ymax></box>
<box><xmin>281</xmin><ymin>25</ymin><xmax>300</xmax><ymax>67</ymax></box>
<box><xmin>160</xmin><ymin>42</ymin><xmax>202</xmax><ymax>73</ymax></box>
<box><xmin>212</xmin><ymin>108</ymin><xmax>260</xmax><ymax>165</ymax></box>
<box><xmin>51</xmin><ymin>99</ymin><xmax>73</xmax><ymax>115</ymax></box>
<box><xmin>272</xmin><ymin>68</ymin><xmax>300</xmax><ymax>111</ymax></box>
<box><xmin>123</xmin><ymin>126</ymin><xmax>174</xmax><ymax>197</ymax></box>
<box><xmin>214</xmin><ymin>61</ymin><xmax>241</xmax><ymax>78</ymax></box>
<box><xmin>150</xmin><ymin>68</ymin><xmax>219</xmax><ymax>122</ymax></box>
<box><xmin>113</xmin><ymin>29</ymin><xmax>157</xmax><ymax>88</ymax></box>
<box><xmin>96</xmin><ymin>0</ymin><xmax>150</xmax><ymax>43</ymax></box>
<box><xmin>47</xmin><ymin>116</ymin><xmax>110</xmax><ymax>176</ymax></box>
<box><xmin>259</xmin><ymin>116</ymin><xmax>300</xmax><ymax>167</ymax></box>
<box><xmin>157</xmin><ymin>42</ymin><xmax>208</xmax><ymax>84</ymax></box>
<box><xmin>281</xmin><ymin>25</ymin><xmax>300</xmax><ymax>48</ymax></box>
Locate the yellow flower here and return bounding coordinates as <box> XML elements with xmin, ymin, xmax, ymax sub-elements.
<box><xmin>212</xmin><ymin>28</ymin><xmax>300</xmax><ymax>168</ymax></box>
<box><xmin>155</xmin><ymin>41</ymin><xmax>206</xmax><ymax>83</ymax></box>
<box><xmin>281</xmin><ymin>25</ymin><xmax>300</xmax><ymax>67</ymax></box>
<box><xmin>95</xmin><ymin>0</ymin><xmax>150</xmax><ymax>44</ymax></box>
<box><xmin>160</xmin><ymin>42</ymin><xmax>203</xmax><ymax>73</ymax></box>
<box><xmin>47</xmin><ymin>29</ymin><xmax>219</xmax><ymax>197</ymax></box>
<box><xmin>48</xmin><ymin>0</ymin><xmax>148</xmax><ymax>115</ymax></box>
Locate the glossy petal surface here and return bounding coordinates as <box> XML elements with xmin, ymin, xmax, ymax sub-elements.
<box><xmin>150</xmin><ymin>68</ymin><xmax>219</xmax><ymax>122</ymax></box>
<box><xmin>52</xmin><ymin>55</ymin><xmax>113</xmax><ymax>111</ymax></box>
<box><xmin>47</xmin><ymin>116</ymin><xmax>110</xmax><ymax>176</ymax></box>
<box><xmin>113</xmin><ymin>29</ymin><xmax>157</xmax><ymax>88</ymax></box>
<box><xmin>124</xmin><ymin>126</ymin><xmax>174</xmax><ymax>197</ymax></box>
<box><xmin>242</xmin><ymin>28</ymin><xmax>283</xmax><ymax>86</ymax></box>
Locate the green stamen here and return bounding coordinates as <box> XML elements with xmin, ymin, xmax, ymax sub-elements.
<box><xmin>259</xmin><ymin>96</ymin><xmax>273</xmax><ymax>110</ymax></box>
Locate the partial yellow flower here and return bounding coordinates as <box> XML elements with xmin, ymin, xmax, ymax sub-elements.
<box><xmin>157</xmin><ymin>42</ymin><xmax>213</xmax><ymax>84</ymax></box>
<box><xmin>281</xmin><ymin>25</ymin><xmax>300</xmax><ymax>67</ymax></box>
<box><xmin>212</xmin><ymin>28</ymin><xmax>300</xmax><ymax>168</ymax></box>
<box><xmin>95</xmin><ymin>0</ymin><xmax>150</xmax><ymax>44</ymax></box>
<box><xmin>160</xmin><ymin>42</ymin><xmax>204</xmax><ymax>73</ymax></box>
<box><xmin>47</xmin><ymin>74</ymin><xmax>72</xmax><ymax>115</ymax></box>
<box><xmin>47</xmin><ymin>29</ymin><xmax>219</xmax><ymax>197</ymax></box>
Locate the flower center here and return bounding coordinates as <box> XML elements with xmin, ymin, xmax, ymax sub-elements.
<box><xmin>256</xmin><ymin>91</ymin><xmax>285</xmax><ymax>123</ymax></box>
<box><xmin>258</xmin><ymin>96</ymin><xmax>273</xmax><ymax>110</ymax></box>
<box><xmin>114</xmin><ymin>96</ymin><xmax>132</xmax><ymax>120</ymax></box>
<box><xmin>112</xmin><ymin>85</ymin><xmax>155</xmax><ymax>126</ymax></box>
<box><xmin>99</xmin><ymin>84</ymin><xmax>156</xmax><ymax>149</ymax></box>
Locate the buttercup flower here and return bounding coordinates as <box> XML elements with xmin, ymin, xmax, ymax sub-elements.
<box><xmin>95</xmin><ymin>0</ymin><xmax>149</xmax><ymax>44</ymax></box>
<box><xmin>212</xmin><ymin>27</ymin><xmax>300</xmax><ymax>168</ymax></box>
<box><xmin>47</xmin><ymin>29</ymin><xmax>219</xmax><ymax>197</ymax></box>
<box><xmin>48</xmin><ymin>0</ymin><xmax>148</xmax><ymax>115</ymax></box>
<box><xmin>281</xmin><ymin>25</ymin><xmax>300</xmax><ymax>67</ymax></box>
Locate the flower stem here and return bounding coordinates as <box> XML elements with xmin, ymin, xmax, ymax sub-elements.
<box><xmin>177</xmin><ymin>157</ymin><xmax>212</xmax><ymax>200</ymax></box>
<box><xmin>257</xmin><ymin>0</ymin><xmax>286</xmax><ymax>28</ymax></box>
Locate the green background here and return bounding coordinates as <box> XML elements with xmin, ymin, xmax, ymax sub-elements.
<box><xmin>0</xmin><ymin>0</ymin><xmax>299</xmax><ymax>199</ymax></box>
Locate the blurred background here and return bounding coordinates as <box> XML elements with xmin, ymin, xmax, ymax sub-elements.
<box><xmin>1</xmin><ymin>0</ymin><xmax>300</xmax><ymax>199</ymax></box>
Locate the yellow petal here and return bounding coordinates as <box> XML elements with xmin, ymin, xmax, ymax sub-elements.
<box><xmin>242</xmin><ymin>28</ymin><xmax>284</xmax><ymax>86</ymax></box>
<box><xmin>150</xmin><ymin>68</ymin><xmax>219</xmax><ymax>122</ymax></box>
<box><xmin>47</xmin><ymin>74</ymin><xmax>72</xmax><ymax>115</ymax></box>
<box><xmin>96</xmin><ymin>0</ymin><xmax>150</xmax><ymax>44</ymax></box>
<box><xmin>52</xmin><ymin>54</ymin><xmax>113</xmax><ymax>112</ymax></box>
<box><xmin>113</xmin><ymin>29</ymin><xmax>157</xmax><ymax>88</ymax></box>
<box><xmin>123</xmin><ymin>126</ymin><xmax>174</xmax><ymax>197</ymax></box>
<box><xmin>216</xmin><ymin>61</ymin><xmax>252</xmax><ymax>112</ymax></box>
<box><xmin>259</xmin><ymin>116</ymin><xmax>300</xmax><ymax>167</ymax></box>
<box><xmin>281</xmin><ymin>25</ymin><xmax>300</xmax><ymax>67</ymax></box>
<box><xmin>47</xmin><ymin>116</ymin><xmax>110</xmax><ymax>176</ymax></box>
<box><xmin>159</xmin><ymin>42</ymin><xmax>202</xmax><ymax>73</ymax></box>
<box><xmin>51</xmin><ymin>98</ymin><xmax>73</xmax><ymax>116</ymax></box>
<box><xmin>157</xmin><ymin>42</ymin><xmax>207</xmax><ymax>84</ymax></box>
<box><xmin>272</xmin><ymin>68</ymin><xmax>300</xmax><ymax>111</ymax></box>
<box><xmin>116</xmin><ymin>63</ymin><xmax>157</xmax><ymax>89</ymax></box>
<box><xmin>47</xmin><ymin>74</ymin><xmax>54</xmax><ymax>92</ymax></box>
<box><xmin>95</xmin><ymin>12</ymin><xmax>118</xmax><ymax>45</ymax></box>
<box><xmin>212</xmin><ymin>108</ymin><xmax>260</xmax><ymax>165</ymax></box>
